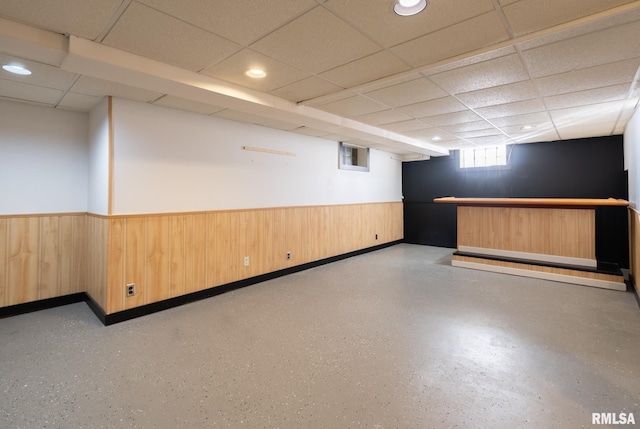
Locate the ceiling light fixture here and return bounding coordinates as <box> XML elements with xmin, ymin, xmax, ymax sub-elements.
<box><xmin>432</xmin><ymin>136</ymin><xmax>442</xmax><ymax>141</ymax></box>
<box><xmin>521</xmin><ymin>125</ymin><xmax>534</xmax><ymax>130</ymax></box>
<box><xmin>245</xmin><ymin>68</ymin><xmax>266</xmax><ymax>79</ymax></box>
<box><xmin>2</xmin><ymin>64</ymin><xmax>32</xmax><ymax>75</ymax></box>
<box><xmin>394</xmin><ymin>0</ymin><xmax>427</xmax><ymax>16</ymax></box>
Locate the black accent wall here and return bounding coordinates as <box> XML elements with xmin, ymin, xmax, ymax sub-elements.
<box><xmin>402</xmin><ymin>136</ymin><xmax>629</xmax><ymax>268</ymax></box>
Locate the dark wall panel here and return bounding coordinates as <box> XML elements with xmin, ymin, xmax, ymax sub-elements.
<box><xmin>402</xmin><ymin>136</ymin><xmax>629</xmax><ymax>268</ymax></box>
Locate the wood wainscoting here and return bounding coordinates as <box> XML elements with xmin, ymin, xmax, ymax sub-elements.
<box><xmin>630</xmin><ymin>208</ymin><xmax>640</xmax><ymax>292</ymax></box>
<box><xmin>0</xmin><ymin>213</ymin><xmax>87</xmax><ymax>308</ymax></box>
<box><xmin>105</xmin><ymin>202</ymin><xmax>403</xmax><ymax>314</ymax></box>
<box><xmin>1</xmin><ymin>203</ymin><xmax>403</xmax><ymax>318</ymax></box>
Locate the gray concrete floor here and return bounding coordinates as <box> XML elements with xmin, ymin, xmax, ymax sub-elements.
<box><xmin>1</xmin><ymin>244</ymin><xmax>640</xmax><ymax>429</ymax></box>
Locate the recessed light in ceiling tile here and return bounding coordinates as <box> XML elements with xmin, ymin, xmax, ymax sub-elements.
<box><xmin>520</xmin><ymin>125</ymin><xmax>534</xmax><ymax>130</ymax></box>
<box><xmin>394</xmin><ymin>0</ymin><xmax>427</xmax><ymax>16</ymax></box>
<box><xmin>245</xmin><ymin>68</ymin><xmax>267</xmax><ymax>78</ymax></box>
<box><xmin>432</xmin><ymin>135</ymin><xmax>442</xmax><ymax>141</ymax></box>
<box><xmin>2</xmin><ymin>64</ymin><xmax>32</xmax><ymax>75</ymax></box>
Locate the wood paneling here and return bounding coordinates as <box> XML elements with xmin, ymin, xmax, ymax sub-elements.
<box><xmin>457</xmin><ymin>206</ymin><xmax>595</xmax><ymax>259</ymax></box>
<box><xmin>86</xmin><ymin>215</ymin><xmax>107</xmax><ymax>309</ymax></box>
<box><xmin>0</xmin><ymin>213</ymin><xmax>90</xmax><ymax>309</ymax></box>
<box><xmin>630</xmin><ymin>208</ymin><xmax>640</xmax><ymax>285</ymax></box>
<box><xmin>104</xmin><ymin>202</ymin><xmax>403</xmax><ymax>314</ymax></box>
<box><xmin>0</xmin><ymin>204</ymin><xmax>402</xmax><ymax>314</ymax></box>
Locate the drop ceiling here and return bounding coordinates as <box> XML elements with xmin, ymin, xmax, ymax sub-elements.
<box><xmin>0</xmin><ymin>0</ymin><xmax>639</xmax><ymax>158</ymax></box>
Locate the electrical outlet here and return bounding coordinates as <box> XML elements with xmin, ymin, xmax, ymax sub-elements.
<box><xmin>243</xmin><ymin>256</ymin><xmax>250</xmax><ymax>266</ymax></box>
<box><xmin>126</xmin><ymin>283</ymin><xmax>136</xmax><ymax>297</ymax></box>
<box><xmin>375</xmin><ymin>234</ymin><xmax>378</xmax><ymax>240</ymax></box>
<box><xmin>286</xmin><ymin>251</ymin><xmax>291</xmax><ymax>260</ymax></box>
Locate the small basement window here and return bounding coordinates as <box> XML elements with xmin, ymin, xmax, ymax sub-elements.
<box><xmin>460</xmin><ymin>145</ymin><xmax>508</xmax><ymax>169</ymax></box>
<box><xmin>339</xmin><ymin>142</ymin><xmax>370</xmax><ymax>172</ymax></box>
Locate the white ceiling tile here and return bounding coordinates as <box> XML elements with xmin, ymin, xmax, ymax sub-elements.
<box><xmin>57</xmin><ymin>92</ymin><xmax>102</xmax><ymax>111</ymax></box>
<box><xmin>323</xmin><ymin>0</ymin><xmax>495</xmax><ymax>47</ymax></box>
<box><xmin>396</xmin><ymin>96</ymin><xmax>467</xmax><ymax>118</ymax></box>
<box><xmin>490</xmin><ymin>112</ymin><xmax>552</xmax><ymax>127</ymax></box>
<box><xmin>363</xmin><ymin>78</ymin><xmax>447</xmax><ymax>108</ymax></box>
<box><xmin>0</xmin><ymin>54</ymin><xmax>76</xmax><ymax>90</ymax></box>
<box><xmin>70</xmin><ymin>76</ymin><xmax>163</xmax><ymax>102</ymax></box>
<box><xmin>475</xmin><ymin>99</ymin><xmax>546</xmax><ymax>119</ymax></box>
<box><xmin>316</xmin><ymin>95</ymin><xmax>388</xmax><ymax>117</ymax></box>
<box><xmin>557</xmin><ymin>122</ymin><xmax>616</xmax><ymax>140</ymax></box>
<box><xmin>381</xmin><ymin>120</ymin><xmax>431</xmax><ymax>133</ymax></box>
<box><xmin>290</xmin><ymin>126</ymin><xmax>332</xmax><ymax>137</ymax></box>
<box><xmin>521</xmin><ymin>20</ymin><xmax>640</xmax><ymax>78</ymax></box>
<box><xmin>0</xmin><ymin>0</ymin><xmax>122</xmax><ymax>39</ymax></box>
<box><xmin>502</xmin><ymin>0</ymin><xmax>638</xmax><ymax>37</ymax></box>
<box><xmin>465</xmin><ymin>135</ymin><xmax>514</xmax><ymax>146</ymax></box>
<box><xmin>103</xmin><ymin>2</ymin><xmax>242</xmax><ymax>72</ymax></box>
<box><xmin>319</xmin><ymin>51</ymin><xmax>411</xmax><ymax>89</ymax></box>
<box><xmin>138</xmin><ymin>0</ymin><xmax>316</xmax><ymax>45</ymax></box>
<box><xmin>269</xmin><ymin>77</ymin><xmax>344</xmax><ymax>103</ymax></box>
<box><xmin>200</xmin><ymin>49</ymin><xmax>310</xmax><ymax>93</ymax></box>
<box><xmin>550</xmin><ymin>100</ymin><xmax>628</xmax><ymax>126</ymax></box>
<box><xmin>499</xmin><ymin>122</ymin><xmax>556</xmax><ymax>135</ymax></box>
<box><xmin>354</xmin><ymin>110</ymin><xmax>412</xmax><ymax>126</ymax></box>
<box><xmin>543</xmin><ymin>84</ymin><xmax>631</xmax><ymax>111</ymax></box>
<box><xmin>390</xmin><ymin>12</ymin><xmax>510</xmax><ymax>67</ymax></box>
<box><xmin>152</xmin><ymin>95</ymin><xmax>225</xmax><ymax>115</ymax></box>
<box><xmin>535</xmin><ymin>58</ymin><xmax>640</xmax><ymax>97</ymax></box>
<box><xmin>454</xmin><ymin>128</ymin><xmax>504</xmax><ymax>139</ymax></box>
<box><xmin>429</xmin><ymin>54</ymin><xmax>529</xmax><ymax>94</ymax></box>
<box><xmin>457</xmin><ymin>81</ymin><xmax>539</xmax><ymax>108</ymax></box>
<box><xmin>422</xmin><ymin>47</ymin><xmax>516</xmax><ymax>76</ymax></box>
<box><xmin>402</xmin><ymin>128</ymin><xmax>451</xmax><ymax>140</ymax></box>
<box><xmin>215</xmin><ymin>109</ymin><xmax>299</xmax><ymax>131</ymax></box>
<box><xmin>0</xmin><ymin>78</ymin><xmax>62</xmax><ymax>104</ymax></box>
<box><xmin>512</xmin><ymin>129</ymin><xmax>561</xmax><ymax>143</ymax></box>
<box><xmin>421</xmin><ymin>110</ymin><xmax>484</xmax><ymax>126</ymax></box>
<box><xmin>440</xmin><ymin>120</ymin><xmax>496</xmax><ymax>133</ymax></box>
<box><xmin>250</xmin><ymin>7</ymin><xmax>381</xmax><ymax>74</ymax></box>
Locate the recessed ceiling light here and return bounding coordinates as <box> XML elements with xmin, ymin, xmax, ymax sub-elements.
<box><xmin>520</xmin><ymin>125</ymin><xmax>534</xmax><ymax>130</ymax></box>
<box><xmin>2</xmin><ymin>64</ymin><xmax>32</xmax><ymax>75</ymax></box>
<box><xmin>245</xmin><ymin>68</ymin><xmax>266</xmax><ymax>79</ymax></box>
<box><xmin>432</xmin><ymin>136</ymin><xmax>442</xmax><ymax>141</ymax></box>
<box><xmin>394</xmin><ymin>0</ymin><xmax>427</xmax><ymax>16</ymax></box>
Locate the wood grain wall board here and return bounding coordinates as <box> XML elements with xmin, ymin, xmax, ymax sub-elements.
<box><xmin>86</xmin><ymin>216</ymin><xmax>107</xmax><ymax>308</ymax></box>
<box><xmin>630</xmin><ymin>209</ymin><xmax>639</xmax><ymax>282</ymax></box>
<box><xmin>248</xmin><ymin>210</ymin><xmax>264</xmax><ymax>278</ymax></box>
<box><xmin>145</xmin><ymin>216</ymin><xmax>170</xmax><ymax>304</ymax></box>
<box><xmin>184</xmin><ymin>213</ymin><xmax>207</xmax><ymax>293</ymax></box>
<box><xmin>0</xmin><ymin>218</ymin><xmax>6</xmax><ymax>307</ymax></box>
<box><xmin>212</xmin><ymin>212</ymin><xmax>232</xmax><ymax>287</ymax></box>
<box><xmin>39</xmin><ymin>216</ymin><xmax>60</xmax><ymax>300</ymax></box>
<box><xmin>169</xmin><ymin>215</ymin><xmax>186</xmax><ymax>298</ymax></box>
<box><xmin>265</xmin><ymin>208</ymin><xmax>286</xmax><ymax>272</ymax></box>
<box><xmin>58</xmin><ymin>216</ymin><xmax>74</xmax><ymax>296</ymax></box>
<box><xmin>71</xmin><ymin>215</ymin><xmax>87</xmax><ymax>295</ymax></box>
<box><xmin>8</xmin><ymin>217</ymin><xmax>40</xmax><ymax>305</ymax></box>
<box><xmin>106</xmin><ymin>217</ymin><xmax>125</xmax><ymax>313</ymax></box>
<box><xmin>124</xmin><ymin>217</ymin><xmax>146</xmax><ymax>310</ymax></box>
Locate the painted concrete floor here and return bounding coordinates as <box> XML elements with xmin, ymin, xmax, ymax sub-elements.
<box><xmin>1</xmin><ymin>244</ymin><xmax>640</xmax><ymax>429</ymax></box>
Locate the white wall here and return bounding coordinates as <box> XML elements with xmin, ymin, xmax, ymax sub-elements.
<box><xmin>87</xmin><ymin>98</ymin><xmax>110</xmax><ymax>215</ymax></box>
<box><xmin>624</xmin><ymin>107</ymin><xmax>640</xmax><ymax>209</ymax></box>
<box><xmin>0</xmin><ymin>99</ymin><xmax>88</xmax><ymax>215</ymax></box>
<box><xmin>111</xmin><ymin>98</ymin><xmax>402</xmax><ymax>214</ymax></box>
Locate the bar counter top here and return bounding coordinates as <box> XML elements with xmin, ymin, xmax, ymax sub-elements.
<box><xmin>433</xmin><ymin>197</ymin><xmax>629</xmax><ymax>207</ymax></box>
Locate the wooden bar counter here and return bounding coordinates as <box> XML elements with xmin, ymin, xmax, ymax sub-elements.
<box><xmin>434</xmin><ymin>197</ymin><xmax>629</xmax><ymax>291</ymax></box>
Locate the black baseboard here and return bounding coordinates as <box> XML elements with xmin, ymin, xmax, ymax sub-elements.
<box><xmin>0</xmin><ymin>240</ymin><xmax>402</xmax><ymax>326</ymax></box>
<box><xmin>0</xmin><ymin>293</ymin><xmax>86</xmax><ymax>320</ymax></box>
